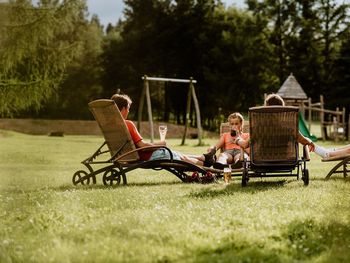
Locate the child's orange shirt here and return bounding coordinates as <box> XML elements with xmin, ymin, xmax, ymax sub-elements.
<box><xmin>222</xmin><ymin>132</ymin><xmax>250</xmax><ymax>150</ymax></box>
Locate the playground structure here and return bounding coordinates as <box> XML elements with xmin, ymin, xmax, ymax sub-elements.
<box><xmin>276</xmin><ymin>73</ymin><xmax>348</xmax><ymax>142</ymax></box>
<box><xmin>300</xmin><ymin>95</ymin><xmax>347</xmax><ymax>142</ymax></box>
<box><xmin>285</xmin><ymin>95</ymin><xmax>348</xmax><ymax>142</ymax></box>
<box><xmin>138</xmin><ymin>76</ymin><xmax>203</xmax><ymax>145</ymax></box>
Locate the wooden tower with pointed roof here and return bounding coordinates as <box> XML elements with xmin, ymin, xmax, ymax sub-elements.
<box><xmin>277</xmin><ymin>73</ymin><xmax>308</xmax><ymax>106</ymax></box>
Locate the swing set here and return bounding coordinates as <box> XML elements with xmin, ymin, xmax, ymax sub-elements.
<box><xmin>137</xmin><ymin>75</ymin><xmax>203</xmax><ymax>145</ymax></box>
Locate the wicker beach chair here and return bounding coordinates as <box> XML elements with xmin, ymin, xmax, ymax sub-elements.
<box><xmin>72</xmin><ymin>99</ymin><xmax>217</xmax><ymax>186</ymax></box>
<box><xmin>241</xmin><ymin>106</ymin><xmax>310</xmax><ymax>186</ymax></box>
<box><xmin>322</xmin><ymin>154</ymin><xmax>350</xmax><ymax>180</ymax></box>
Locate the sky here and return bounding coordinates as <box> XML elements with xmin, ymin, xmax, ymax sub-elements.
<box><xmin>86</xmin><ymin>0</ymin><xmax>245</xmax><ymax>27</ymax></box>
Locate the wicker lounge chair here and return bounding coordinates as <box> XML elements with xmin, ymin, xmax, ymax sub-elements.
<box><xmin>72</xmin><ymin>99</ymin><xmax>218</xmax><ymax>186</ymax></box>
<box><xmin>241</xmin><ymin>106</ymin><xmax>310</xmax><ymax>186</ymax></box>
<box><xmin>322</xmin><ymin>154</ymin><xmax>350</xmax><ymax>180</ymax></box>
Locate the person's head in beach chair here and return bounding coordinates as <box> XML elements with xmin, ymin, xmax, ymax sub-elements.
<box><xmin>111</xmin><ymin>94</ymin><xmax>132</xmax><ymax>119</ymax></box>
<box><xmin>227</xmin><ymin>112</ymin><xmax>245</xmax><ymax>134</ymax></box>
<box><xmin>264</xmin><ymin>94</ymin><xmax>285</xmax><ymax>106</ymax></box>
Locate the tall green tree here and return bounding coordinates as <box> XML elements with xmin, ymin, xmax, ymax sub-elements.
<box><xmin>0</xmin><ymin>0</ymin><xmax>88</xmax><ymax>117</ymax></box>
<box><xmin>197</xmin><ymin>5</ymin><xmax>277</xmax><ymax>120</ymax></box>
<box><xmin>317</xmin><ymin>0</ymin><xmax>349</xmax><ymax>93</ymax></box>
<box><xmin>101</xmin><ymin>0</ymin><xmax>219</xmax><ymax>123</ymax></box>
<box><xmin>327</xmin><ymin>27</ymin><xmax>350</xmax><ymax>113</ymax></box>
<box><xmin>247</xmin><ymin>0</ymin><xmax>349</xmax><ymax>104</ymax></box>
<box><xmin>101</xmin><ymin>0</ymin><xmax>275</xmax><ymax>129</ymax></box>
<box><xmin>27</xmin><ymin>14</ymin><xmax>105</xmax><ymax>119</ymax></box>
<box><xmin>247</xmin><ymin>0</ymin><xmax>297</xmax><ymax>83</ymax></box>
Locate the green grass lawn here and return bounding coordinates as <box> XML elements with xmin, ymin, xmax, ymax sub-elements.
<box><xmin>1</xmin><ymin>130</ymin><xmax>349</xmax><ymax>263</ymax></box>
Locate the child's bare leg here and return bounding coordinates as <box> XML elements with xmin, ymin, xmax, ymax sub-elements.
<box><xmin>332</xmin><ymin>145</ymin><xmax>350</xmax><ymax>151</ymax></box>
<box><xmin>181</xmin><ymin>155</ymin><xmax>203</xmax><ymax>165</ymax></box>
<box><xmin>233</xmin><ymin>154</ymin><xmax>241</xmax><ymax>164</ymax></box>
<box><xmin>217</xmin><ymin>153</ymin><xmax>233</xmax><ymax>164</ymax></box>
<box><xmin>329</xmin><ymin>146</ymin><xmax>350</xmax><ymax>158</ymax></box>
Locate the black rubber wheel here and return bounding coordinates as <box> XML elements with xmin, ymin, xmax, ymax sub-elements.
<box><xmin>72</xmin><ymin>170</ymin><xmax>90</xmax><ymax>185</ymax></box>
<box><xmin>302</xmin><ymin>168</ymin><xmax>309</xmax><ymax>186</ymax></box>
<box><xmin>242</xmin><ymin>170</ymin><xmax>248</xmax><ymax>187</ymax></box>
<box><xmin>102</xmin><ymin>169</ymin><xmax>121</xmax><ymax>186</ymax></box>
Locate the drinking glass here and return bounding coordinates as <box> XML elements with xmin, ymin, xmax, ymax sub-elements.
<box><xmin>223</xmin><ymin>166</ymin><xmax>232</xmax><ymax>184</ymax></box>
<box><xmin>159</xmin><ymin>125</ymin><xmax>168</xmax><ymax>141</ymax></box>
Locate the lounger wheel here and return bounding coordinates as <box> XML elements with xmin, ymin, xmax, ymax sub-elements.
<box><xmin>72</xmin><ymin>170</ymin><xmax>91</xmax><ymax>185</ymax></box>
<box><xmin>102</xmin><ymin>169</ymin><xmax>121</xmax><ymax>186</ymax></box>
<box><xmin>242</xmin><ymin>170</ymin><xmax>248</xmax><ymax>187</ymax></box>
<box><xmin>302</xmin><ymin>168</ymin><xmax>309</xmax><ymax>186</ymax></box>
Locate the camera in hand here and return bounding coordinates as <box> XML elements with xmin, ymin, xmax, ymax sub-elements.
<box><xmin>230</xmin><ymin>129</ymin><xmax>237</xmax><ymax>137</ymax></box>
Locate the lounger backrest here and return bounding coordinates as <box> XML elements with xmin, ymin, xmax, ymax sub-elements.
<box><xmin>249</xmin><ymin>106</ymin><xmax>299</xmax><ymax>163</ymax></box>
<box><xmin>88</xmin><ymin>99</ymin><xmax>139</xmax><ymax>162</ymax></box>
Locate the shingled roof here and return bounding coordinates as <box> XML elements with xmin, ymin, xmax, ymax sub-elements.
<box><xmin>277</xmin><ymin>73</ymin><xmax>308</xmax><ymax>100</ymax></box>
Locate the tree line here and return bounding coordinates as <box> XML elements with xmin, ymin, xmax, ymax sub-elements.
<box><xmin>0</xmin><ymin>0</ymin><xmax>349</xmax><ymax>131</ymax></box>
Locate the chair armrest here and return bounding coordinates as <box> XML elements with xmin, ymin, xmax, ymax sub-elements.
<box><xmin>239</xmin><ymin>147</ymin><xmax>245</xmax><ymax>161</ymax></box>
<box><xmin>303</xmin><ymin>145</ymin><xmax>310</xmax><ymax>161</ymax></box>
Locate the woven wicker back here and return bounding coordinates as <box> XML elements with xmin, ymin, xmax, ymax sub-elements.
<box><xmin>249</xmin><ymin>106</ymin><xmax>299</xmax><ymax>163</ymax></box>
<box><xmin>88</xmin><ymin>99</ymin><xmax>139</xmax><ymax>162</ymax></box>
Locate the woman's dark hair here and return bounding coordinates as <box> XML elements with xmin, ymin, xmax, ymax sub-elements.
<box><xmin>110</xmin><ymin>94</ymin><xmax>132</xmax><ymax>110</ymax></box>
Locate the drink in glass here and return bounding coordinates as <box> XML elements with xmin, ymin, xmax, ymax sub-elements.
<box><xmin>159</xmin><ymin>125</ymin><xmax>167</xmax><ymax>141</ymax></box>
<box><xmin>223</xmin><ymin>166</ymin><xmax>232</xmax><ymax>183</ymax></box>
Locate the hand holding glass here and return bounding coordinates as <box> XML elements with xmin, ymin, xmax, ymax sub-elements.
<box><xmin>159</xmin><ymin>125</ymin><xmax>167</xmax><ymax>141</ymax></box>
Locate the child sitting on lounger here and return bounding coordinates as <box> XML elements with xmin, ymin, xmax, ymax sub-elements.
<box><xmin>111</xmin><ymin>93</ymin><xmax>215</xmax><ymax>166</ymax></box>
<box><xmin>207</xmin><ymin>112</ymin><xmax>250</xmax><ymax>170</ymax></box>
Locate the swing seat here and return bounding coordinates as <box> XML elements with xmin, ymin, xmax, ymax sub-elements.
<box><xmin>72</xmin><ymin>99</ymin><xmax>220</xmax><ymax>186</ymax></box>
<box><xmin>322</xmin><ymin>154</ymin><xmax>350</xmax><ymax>180</ymax></box>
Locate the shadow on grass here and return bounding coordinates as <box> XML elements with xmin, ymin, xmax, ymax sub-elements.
<box><xmin>280</xmin><ymin>218</ymin><xmax>350</xmax><ymax>262</ymax></box>
<box><xmin>307</xmin><ymin>176</ymin><xmax>350</xmax><ymax>183</ymax></box>
<box><xmin>185</xmin><ymin>240</ymin><xmax>282</xmax><ymax>263</ymax></box>
<box><xmin>182</xmin><ymin>219</ymin><xmax>350</xmax><ymax>262</ymax></box>
<box><xmin>189</xmin><ymin>180</ymin><xmax>288</xmax><ymax>198</ymax></box>
<box><xmin>42</xmin><ymin>180</ymin><xmax>184</xmax><ymax>192</ymax></box>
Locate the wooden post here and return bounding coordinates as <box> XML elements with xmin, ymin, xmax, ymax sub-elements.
<box><xmin>190</xmin><ymin>78</ymin><xmax>203</xmax><ymax>145</ymax></box>
<box><xmin>181</xmin><ymin>82</ymin><xmax>192</xmax><ymax>145</ymax></box>
<box><xmin>336</xmin><ymin>107</ymin><xmax>340</xmax><ymax>142</ymax></box>
<box><xmin>320</xmin><ymin>95</ymin><xmax>326</xmax><ymax>141</ymax></box>
<box><xmin>333</xmin><ymin>116</ymin><xmax>338</xmax><ymax>142</ymax></box>
<box><xmin>138</xmin><ymin>76</ymin><xmax>147</xmax><ymax>131</ymax></box>
<box><xmin>348</xmin><ymin>113</ymin><xmax>350</xmax><ymax>142</ymax></box>
<box><xmin>145</xmin><ymin>77</ymin><xmax>154</xmax><ymax>142</ymax></box>
<box><xmin>300</xmin><ymin>99</ymin><xmax>305</xmax><ymax>117</ymax></box>
<box><xmin>342</xmin><ymin>107</ymin><xmax>346</xmax><ymax>141</ymax></box>
<box><xmin>308</xmin><ymin>97</ymin><xmax>312</xmax><ymax>132</ymax></box>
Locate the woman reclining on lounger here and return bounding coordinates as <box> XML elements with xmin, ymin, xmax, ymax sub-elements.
<box><xmin>111</xmin><ymin>93</ymin><xmax>215</xmax><ymax>167</ymax></box>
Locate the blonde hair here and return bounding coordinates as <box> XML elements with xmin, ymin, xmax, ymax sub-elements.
<box><xmin>264</xmin><ymin>94</ymin><xmax>285</xmax><ymax>106</ymax></box>
<box><xmin>227</xmin><ymin>112</ymin><xmax>244</xmax><ymax>131</ymax></box>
